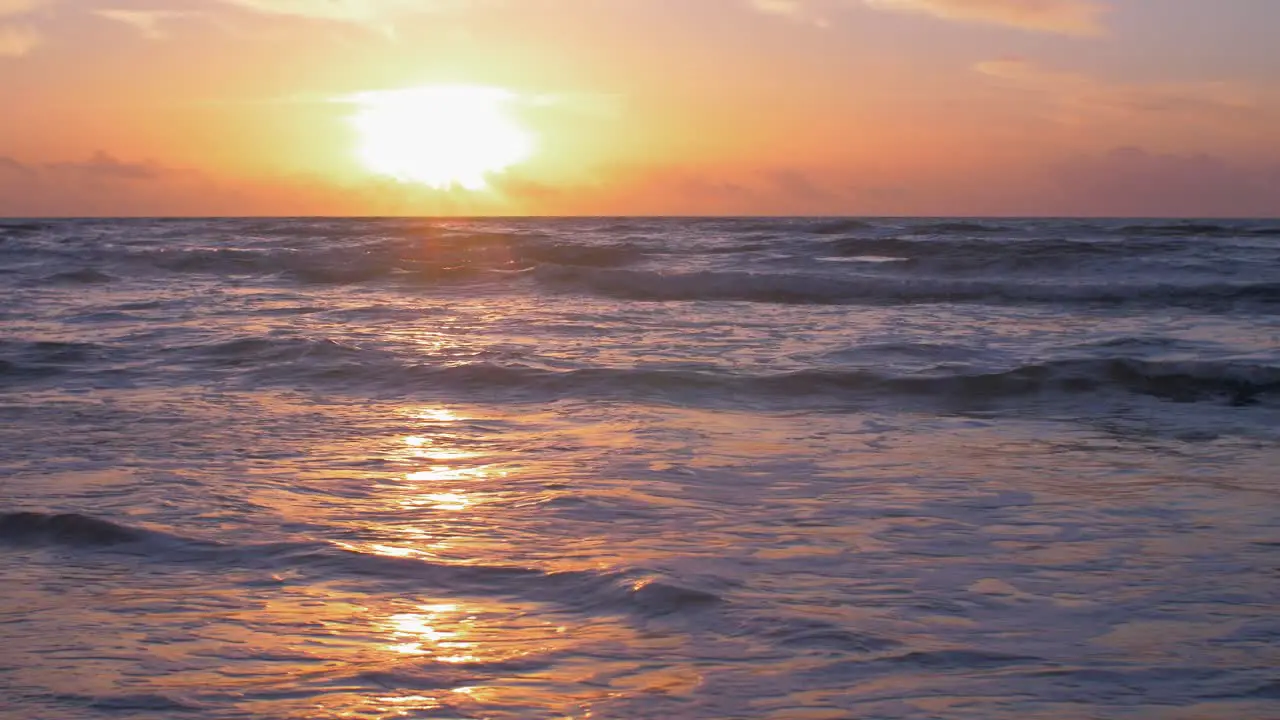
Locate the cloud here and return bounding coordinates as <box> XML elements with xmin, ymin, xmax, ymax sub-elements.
<box><xmin>1</xmin><ymin>150</ymin><xmax>856</xmax><ymax>217</ymax></box>
<box><xmin>217</xmin><ymin>0</ymin><xmax>472</xmax><ymax>24</ymax></box>
<box><xmin>0</xmin><ymin>151</ymin><xmax>315</xmax><ymax>216</ymax></box>
<box><xmin>7</xmin><ymin>147</ymin><xmax>1277</xmax><ymax>217</ymax></box>
<box><xmin>0</xmin><ymin>0</ymin><xmax>46</xmax><ymax>18</ymax></box>
<box><xmin>0</xmin><ymin>0</ymin><xmax>42</xmax><ymax>56</ymax></box>
<box><xmin>1052</xmin><ymin>146</ymin><xmax>1280</xmax><ymax>217</ymax></box>
<box><xmin>750</xmin><ymin>0</ymin><xmax>831</xmax><ymax>26</ymax></box>
<box><xmin>0</xmin><ymin>156</ymin><xmax>35</xmax><ymax>177</ymax></box>
<box><xmin>754</xmin><ymin>0</ymin><xmax>1108</xmax><ymax>35</ymax></box>
<box><xmin>0</xmin><ymin>23</ymin><xmax>38</xmax><ymax>55</ymax></box>
<box><xmin>751</xmin><ymin>0</ymin><xmax>804</xmax><ymax>18</ymax></box>
<box><xmin>220</xmin><ymin>0</ymin><xmax>397</xmax><ymax>23</ymax></box>
<box><xmin>93</xmin><ymin>9</ymin><xmax>191</xmax><ymax>39</ymax></box>
<box><xmin>487</xmin><ymin>165</ymin><xmax>859</xmax><ymax>216</ymax></box>
<box><xmin>865</xmin><ymin>0</ymin><xmax>1108</xmax><ymax>35</ymax></box>
<box><xmin>49</xmin><ymin>151</ymin><xmax>162</xmax><ymax>180</ymax></box>
<box><xmin>768</xmin><ymin>169</ymin><xmax>838</xmax><ymax>208</ymax></box>
<box><xmin>0</xmin><ymin>153</ymin><xmax>188</xmax><ymax>216</ymax></box>
<box><xmin>975</xmin><ymin>58</ymin><xmax>1256</xmax><ymax>122</ymax></box>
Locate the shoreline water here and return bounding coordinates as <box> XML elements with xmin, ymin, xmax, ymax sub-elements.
<box><xmin>2</xmin><ymin>217</ymin><xmax>1278</xmax><ymax>719</ymax></box>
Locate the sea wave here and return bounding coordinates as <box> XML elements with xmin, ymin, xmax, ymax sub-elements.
<box><xmin>823</xmin><ymin>235</ymin><xmax>1182</xmax><ymax>261</ymax></box>
<box><xmin>239</xmin><ymin>354</ymin><xmax>1280</xmax><ymax>406</ymax></box>
<box><xmin>4</xmin><ymin>220</ymin><xmax>1277</xmax><ymax>295</ymax></box>
<box><xmin>6</xmin><ymin>333</ymin><xmax>1276</xmax><ymax>405</ymax></box>
<box><xmin>37</xmin><ymin>268</ymin><xmax>118</xmax><ymax>285</ymax></box>
<box><xmin>0</xmin><ymin>511</ymin><xmax>149</xmax><ymax>546</ymax></box>
<box><xmin>536</xmin><ymin>266</ymin><xmax>1280</xmax><ymax>308</ymax></box>
<box><xmin>0</xmin><ymin>230</ymin><xmax>651</xmax><ymax>288</ymax></box>
<box><xmin>101</xmin><ymin>234</ymin><xmax>644</xmax><ymax>278</ymax></box>
<box><xmin>1116</xmin><ymin>222</ymin><xmax>1245</xmax><ymax>236</ymax></box>
<box><xmin>804</xmin><ymin>219</ymin><xmax>877</xmax><ymax>235</ymax></box>
<box><xmin>0</xmin><ymin>340</ymin><xmax>107</xmax><ymax>380</ymax></box>
<box><xmin>909</xmin><ymin>221</ymin><xmax>1009</xmax><ymax>234</ymax></box>
<box><xmin>0</xmin><ymin>222</ymin><xmax>50</xmax><ymax>236</ymax></box>
<box><xmin>0</xmin><ymin>511</ymin><xmax>722</xmax><ymax>618</ymax></box>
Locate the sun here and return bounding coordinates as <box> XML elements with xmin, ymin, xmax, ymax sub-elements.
<box><xmin>347</xmin><ymin>85</ymin><xmax>534</xmax><ymax>191</ymax></box>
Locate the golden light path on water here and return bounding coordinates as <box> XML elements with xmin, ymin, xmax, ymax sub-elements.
<box><xmin>265</xmin><ymin>391</ymin><xmax>823</xmax><ymax>719</ymax></box>
<box><xmin>231</xmin><ymin>383</ymin><xmax>1263</xmax><ymax>719</ymax></box>
<box><xmin>295</xmin><ymin>404</ymin><xmax>627</xmax><ymax>718</ymax></box>
<box><xmin>3</xmin><ymin>384</ymin><xmax>1277</xmax><ymax>719</ymax></box>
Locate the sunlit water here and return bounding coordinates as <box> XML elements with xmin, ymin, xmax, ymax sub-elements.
<box><xmin>2</xmin><ymin>217</ymin><xmax>1279</xmax><ymax>719</ymax></box>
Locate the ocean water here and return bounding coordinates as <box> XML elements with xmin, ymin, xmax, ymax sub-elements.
<box><xmin>1</xmin><ymin>217</ymin><xmax>1279</xmax><ymax>720</ymax></box>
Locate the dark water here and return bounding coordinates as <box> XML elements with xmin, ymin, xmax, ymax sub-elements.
<box><xmin>1</xmin><ymin>217</ymin><xmax>1278</xmax><ymax>719</ymax></box>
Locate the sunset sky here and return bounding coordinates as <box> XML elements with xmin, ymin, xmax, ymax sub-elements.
<box><xmin>2</xmin><ymin>0</ymin><xmax>1278</xmax><ymax>217</ymax></box>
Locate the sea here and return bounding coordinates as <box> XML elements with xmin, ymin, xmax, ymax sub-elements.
<box><xmin>1</xmin><ymin>217</ymin><xmax>1278</xmax><ymax>720</ymax></box>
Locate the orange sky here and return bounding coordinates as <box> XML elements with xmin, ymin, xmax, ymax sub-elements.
<box><xmin>2</xmin><ymin>0</ymin><xmax>1278</xmax><ymax>216</ymax></box>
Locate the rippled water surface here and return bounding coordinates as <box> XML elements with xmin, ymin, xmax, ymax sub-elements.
<box><xmin>2</xmin><ymin>217</ymin><xmax>1279</xmax><ymax>719</ymax></box>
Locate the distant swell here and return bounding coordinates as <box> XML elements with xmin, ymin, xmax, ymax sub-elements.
<box><xmin>536</xmin><ymin>266</ymin><xmax>1280</xmax><ymax>308</ymax></box>
<box><xmin>121</xmin><ymin>234</ymin><xmax>647</xmax><ymax>283</ymax></box>
<box><xmin>6</xmin><ymin>332</ymin><xmax>1276</xmax><ymax>406</ymax></box>
<box><xmin>820</xmin><ymin>236</ymin><xmax>1192</xmax><ymax>271</ymax></box>
<box><xmin>1117</xmin><ymin>222</ymin><xmax>1241</xmax><ymax>236</ymax></box>
<box><xmin>0</xmin><ymin>222</ymin><xmax>49</xmax><ymax>236</ymax></box>
<box><xmin>805</xmin><ymin>219</ymin><xmax>876</xmax><ymax>235</ymax></box>
<box><xmin>6</xmin><ymin>220</ymin><xmax>1279</xmax><ymax>297</ymax></box>
<box><xmin>240</xmin><ymin>355</ymin><xmax>1280</xmax><ymax>406</ymax></box>
<box><xmin>911</xmin><ymin>221</ymin><xmax>1008</xmax><ymax>234</ymax></box>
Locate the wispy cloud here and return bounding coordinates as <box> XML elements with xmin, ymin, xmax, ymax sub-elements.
<box><xmin>0</xmin><ymin>0</ymin><xmax>47</xmax><ymax>18</ymax></box>
<box><xmin>0</xmin><ymin>0</ymin><xmax>44</xmax><ymax>56</ymax></box>
<box><xmin>3</xmin><ymin>0</ymin><xmax>472</xmax><ymax>50</ymax></box>
<box><xmin>93</xmin><ymin>10</ymin><xmax>192</xmax><ymax>39</ymax></box>
<box><xmin>750</xmin><ymin>0</ymin><xmax>831</xmax><ymax>26</ymax></box>
<box><xmin>865</xmin><ymin>0</ymin><xmax>1108</xmax><ymax>36</ymax></box>
<box><xmin>0</xmin><ymin>23</ymin><xmax>38</xmax><ymax>55</ymax></box>
<box><xmin>753</xmin><ymin>0</ymin><xmax>1109</xmax><ymax>35</ymax></box>
<box><xmin>217</xmin><ymin>0</ymin><xmax>472</xmax><ymax>24</ymax></box>
<box><xmin>975</xmin><ymin>57</ymin><xmax>1255</xmax><ymax>121</ymax></box>
<box><xmin>751</xmin><ymin>0</ymin><xmax>802</xmax><ymax>17</ymax></box>
<box><xmin>1053</xmin><ymin>146</ymin><xmax>1280</xmax><ymax>217</ymax></box>
<box><xmin>48</xmin><ymin>151</ymin><xmax>162</xmax><ymax>180</ymax></box>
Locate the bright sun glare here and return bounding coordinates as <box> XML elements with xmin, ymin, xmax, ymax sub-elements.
<box><xmin>348</xmin><ymin>85</ymin><xmax>533</xmax><ymax>191</ymax></box>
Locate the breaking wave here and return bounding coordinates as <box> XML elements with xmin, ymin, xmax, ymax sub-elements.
<box><xmin>0</xmin><ymin>511</ymin><xmax>722</xmax><ymax>618</ymax></box>
<box><xmin>6</xmin><ymin>330</ymin><xmax>1276</xmax><ymax>406</ymax></box>
<box><xmin>0</xmin><ymin>511</ymin><xmax>150</xmax><ymax>546</ymax></box>
<box><xmin>232</xmin><ymin>353</ymin><xmax>1280</xmax><ymax>406</ymax></box>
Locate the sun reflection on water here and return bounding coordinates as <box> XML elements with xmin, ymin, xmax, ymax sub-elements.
<box><xmin>420</xmin><ymin>492</ymin><xmax>473</xmax><ymax>511</ymax></box>
<box><xmin>387</xmin><ymin>605</ymin><xmax>463</xmax><ymax>658</ymax></box>
<box><xmin>377</xmin><ymin>602</ymin><xmax>558</xmax><ymax>670</ymax></box>
<box><xmin>410</xmin><ymin>407</ymin><xmax>462</xmax><ymax>424</ymax></box>
<box><xmin>402</xmin><ymin>436</ymin><xmax>481</xmax><ymax>462</ymax></box>
<box><xmin>405</xmin><ymin>466</ymin><xmax>491</xmax><ymax>483</ymax></box>
<box><xmin>323</xmin><ymin>403</ymin><xmax>627</xmax><ymax>715</ymax></box>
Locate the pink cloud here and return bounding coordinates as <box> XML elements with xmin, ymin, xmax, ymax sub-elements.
<box><xmin>865</xmin><ymin>0</ymin><xmax>1108</xmax><ymax>35</ymax></box>
<box><xmin>975</xmin><ymin>58</ymin><xmax>1255</xmax><ymax>121</ymax></box>
<box><xmin>1051</xmin><ymin>146</ymin><xmax>1280</xmax><ymax>217</ymax></box>
<box><xmin>0</xmin><ymin>23</ymin><xmax>39</xmax><ymax>56</ymax></box>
